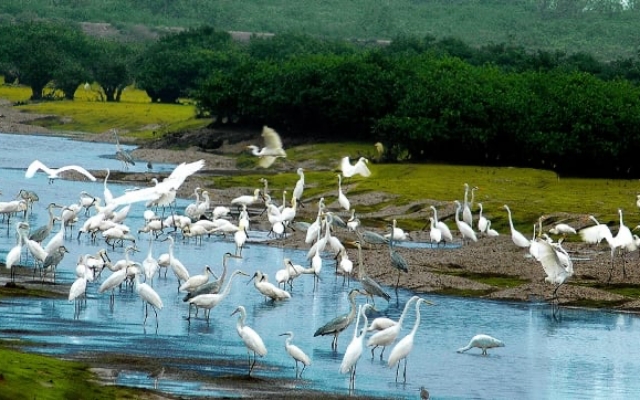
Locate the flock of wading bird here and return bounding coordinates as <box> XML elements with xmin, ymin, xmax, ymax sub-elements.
<box><xmin>15</xmin><ymin>124</ymin><xmax>638</xmax><ymax>391</ymax></box>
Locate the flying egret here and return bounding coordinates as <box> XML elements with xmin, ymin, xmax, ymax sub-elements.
<box><xmin>280</xmin><ymin>331</ymin><xmax>311</xmax><ymax>379</ymax></box>
<box><xmin>340</xmin><ymin>156</ymin><xmax>371</xmax><ymax>178</ymax></box>
<box><xmin>367</xmin><ymin>296</ymin><xmax>421</xmax><ymax>360</ymax></box>
<box><xmin>246</xmin><ymin>125</ymin><xmax>287</xmax><ymax>168</ymax></box>
<box><xmin>314</xmin><ymin>288</ymin><xmax>365</xmax><ymax>350</ymax></box>
<box><xmin>187</xmin><ymin>270</ymin><xmax>249</xmax><ymax>320</ymax></box>
<box><xmin>231</xmin><ymin>305</ymin><xmax>267</xmax><ymax>376</ymax></box>
<box><xmin>108</xmin><ymin>159</ymin><xmax>205</xmax><ymax>207</ymax></box>
<box><xmin>388</xmin><ymin>298</ymin><xmax>435</xmax><ymax>383</ymax></box>
<box><xmin>25</xmin><ymin>160</ymin><xmax>97</xmax><ymax>184</ymax></box>
<box><xmin>503</xmin><ymin>204</ymin><xmax>530</xmax><ymax>248</ymax></box>
<box><xmin>457</xmin><ymin>334</ymin><xmax>505</xmax><ymax>355</ymax></box>
<box><xmin>454</xmin><ymin>200</ymin><xmax>477</xmax><ymax>244</ymax></box>
<box><xmin>340</xmin><ymin>303</ymin><xmax>373</xmax><ymax>392</ymax></box>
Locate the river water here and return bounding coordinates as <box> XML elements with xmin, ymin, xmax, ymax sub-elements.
<box><xmin>1</xmin><ymin>132</ymin><xmax>640</xmax><ymax>399</ymax></box>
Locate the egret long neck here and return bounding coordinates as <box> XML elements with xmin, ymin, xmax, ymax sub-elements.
<box><xmin>410</xmin><ymin>301</ymin><xmax>423</xmax><ymax>336</ymax></box>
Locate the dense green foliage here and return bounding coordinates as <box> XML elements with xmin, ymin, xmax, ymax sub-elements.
<box><xmin>1</xmin><ymin>0</ymin><xmax>639</xmax><ymax>60</ymax></box>
<box><xmin>2</xmin><ymin>15</ymin><xmax>640</xmax><ymax>177</ymax></box>
<box><xmin>0</xmin><ymin>21</ymin><xmax>138</xmax><ymax>101</ymax></box>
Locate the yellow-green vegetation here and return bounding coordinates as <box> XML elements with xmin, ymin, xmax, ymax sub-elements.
<box><xmin>0</xmin><ymin>81</ymin><xmax>211</xmax><ymax>138</ymax></box>
<box><xmin>221</xmin><ymin>141</ymin><xmax>638</xmax><ymax>233</ymax></box>
<box><xmin>0</xmin><ymin>342</ymin><xmax>145</xmax><ymax>399</ymax></box>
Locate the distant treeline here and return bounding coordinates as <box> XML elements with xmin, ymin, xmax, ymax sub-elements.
<box><xmin>2</xmin><ymin>22</ymin><xmax>640</xmax><ymax>177</ymax></box>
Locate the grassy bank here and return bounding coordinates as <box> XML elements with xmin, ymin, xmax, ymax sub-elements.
<box><xmin>0</xmin><ymin>342</ymin><xmax>155</xmax><ymax>399</ymax></box>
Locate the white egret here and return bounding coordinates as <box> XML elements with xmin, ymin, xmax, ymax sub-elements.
<box><xmin>292</xmin><ymin>167</ymin><xmax>305</xmax><ymax>206</ymax></box>
<box><xmin>549</xmin><ymin>223</ymin><xmax>577</xmax><ymax>236</ymax></box>
<box><xmin>231</xmin><ymin>188</ymin><xmax>262</xmax><ymax>209</ymax></box>
<box><xmin>25</xmin><ymin>159</ymin><xmax>97</xmax><ymax>183</ymax></box>
<box><xmin>579</xmin><ymin>215</ymin><xmax>612</xmax><ymax>246</ymax></box>
<box><xmin>462</xmin><ymin>183</ymin><xmax>473</xmax><ymax>227</ymax></box>
<box><xmin>109</xmin><ymin>159</ymin><xmax>205</xmax><ymax>207</ymax></box>
<box><xmin>339</xmin><ymin>304</ymin><xmax>372</xmax><ymax>391</ymax></box>
<box><xmin>246</xmin><ymin>125</ymin><xmax>287</xmax><ymax>168</ymax></box>
<box><xmin>250</xmin><ymin>271</ymin><xmax>291</xmax><ymax>301</ymax></box>
<box><xmin>335</xmin><ymin>247</ymin><xmax>353</xmax><ymax>285</ymax></box>
<box><xmin>337</xmin><ymin>173</ymin><xmax>350</xmax><ymax>211</ymax></box>
<box><xmin>536</xmin><ymin>238</ymin><xmax>574</xmax><ymax>314</ymax></box>
<box><xmin>234</xmin><ymin>218</ymin><xmax>249</xmax><ymax>256</ymax></box>
<box><xmin>276</xmin><ymin>258</ymin><xmax>304</xmax><ymax>289</ymax></box>
<box><xmin>187</xmin><ymin>270</ymin><xmax>248</xmax><ymax>320</ymax></box>
<box><xmin>179</xmin><ymin>265</ymin><xmax>214</xmax><ymax>293</ymax></box>
<box><xmin>231</xmin><ymin>305</ymin><xmax>268</xmax><ymax>376</ymax></box>
<box><xmin>477</xmin><ymin>203</ymin><xmax>488</xmax><ymax>234</ymax></box>
<box><xmin>606</xmin><ymin>209</ymin><xmax>636</xmax><ymax>282</ymax></box>
<box><xmin>98</xmin><ymin>266</ymin><xmax>129</xmax><ymax>304</ymax></box>
<box><xmin>314</xmin><ymin>288</ymin><xmax>364</xmax><ymax>350</ymax></box>
<box><xmin>184</xmin><ymin>187</ymin><xmax>202</xmax><ymax>220</ymax></box>
<box><xmin>5</xmin><ymin>222</ymin><xmax>29</xmax><ymax>282</ymax></box>
<box><xmin>134</xmin><ymin>273</ymin><xmax>163</xmax><ymax>327</ymax></box>
<box><xmin>158</xmin><ymin>236</ymin><xmax>189</xmax><ymax>290</ymax></box>
<box><xmin>454</xmin><ymin>200</ymin><xmax>478</xmax><ymax>244</ymax></box>
<box><xmin>503</xmin><ymin>204</ymin><xmax>530</xmax><ymax>248</ymax></box>
<box><xmin>430</xmin><ymin>206</ymin><xmax>453</xmax><ymax>244</ymax></box>
<box><xmin>428</xmin><ymin>217</ymin><xmax>442</xmax><ymax>247</ymax></box>
<box><xmin>486</xmin><ymin>220</ymin><xmax>500</xmax><ymax>237</ymax></box>
<box><xmin>347</xmin><ymin>209</ymin><xmax>360</xmax><ymax>232</ymax></box>
<box><xmin>388</xmin><ymin>298</ymin><xmax>434</xmax><ymax>383</ymax></box>
<box><xmin>340</xmin><ymin>156</ymin><xmax>371</xmax><ymax>178</ymax></box>
<box><xmin>183</xmin><ymin>252</ymin><xmax>241</xmax><ymax>302</ymax></box>
<box><xmin>280</xmin><ymin>331</ymin><xmax>311</xmax><ymax>379</ymax></box>
<box><xmin>367</xmin><ymin>296</ymin><xmax>420</xmax><ymax>360</ymax></box>
<box><xmin>457</xmin><ymin>334</ymin><xmax>505</xmax><ymax>355</ymax></box>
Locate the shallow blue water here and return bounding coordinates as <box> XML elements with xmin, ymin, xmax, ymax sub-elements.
<box><xmin>1</xmin><ymin>132</ymin><xmax>640</xmax><ymax>399</ymax></box>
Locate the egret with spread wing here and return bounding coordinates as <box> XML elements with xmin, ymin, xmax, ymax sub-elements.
<box><xmin>247</xmin><ymin>126</ymin><xmax>287</xmax><ymax>168</ymax></box>
<box><xmin>25</xmin><ymin>160</ymin><xmax>96</xmax><ymax>184</ymax></box>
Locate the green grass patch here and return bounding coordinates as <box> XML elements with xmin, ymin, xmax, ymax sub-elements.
<box><xmin>587</xmin><ymin>283</ymin><xmax>640</xmax><ymax>299</ymax></box>
<box><xmin>0</xmin><ymin>342</ymin><xmax>146</xmax><ymax>399</ymax></box>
